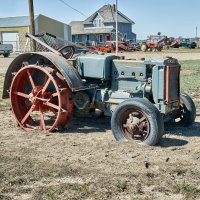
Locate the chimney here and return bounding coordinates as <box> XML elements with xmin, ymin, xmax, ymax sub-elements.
<box><xmin>112</xmin><ymin>4</ymin><xmax>116</xmax><ymax>12</ymax></box>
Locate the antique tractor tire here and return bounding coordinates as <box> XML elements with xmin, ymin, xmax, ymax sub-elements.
<box><xmin>141</xmin><ymin>43</ymin><xmax>147</xmax><ymax>52</ymax></box>
<box><xmin>9</xmin><ymin>65</ymin><xmax>73</xmax><ymax>132</ymax></box>
<box><xmin>111</xmin><ymin>98</ymin><xmax>164</xmax><ymax>146</ymax></box>
<box><xmin>3</xmin><ymin>53</ymin><xmax>9</xmax><ymax>58</ymax></box>
<box><xmin>152</xmin><ymin>48</ymin><xmax>156</xmax><ymax>52</ymax></box>
<box><xmin>175</xmin><ymin>93</ymin><xmax>196</xmax><ymax>126</ymax></box>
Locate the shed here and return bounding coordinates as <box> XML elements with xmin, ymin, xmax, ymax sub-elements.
<box><xmin>0</xmin><ymin>14</ymin><xmax>71</xmax><ymax>52</ymax></box>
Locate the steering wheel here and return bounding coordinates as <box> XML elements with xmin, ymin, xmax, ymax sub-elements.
<box><xmin>58</xmin><ymin>45</ymin><xmax>75</xmax><ymax>59</ymax></box>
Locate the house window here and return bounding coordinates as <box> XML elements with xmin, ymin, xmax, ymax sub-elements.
<box><xmin>86</xmin><ymin>35</ymin><xmax>90</xmax><ymax>41</ymax></box>
<box><xmin>99</xmin><ymin>34</ymin><xmax>103</xmax><ymax>43</ymax></box>
<box><xmin>93</xmin><ymin>20</ymin><xmax>97</xmax><ymax>27</ymax></box>
<box><xmin>98</xmin><ymin>19</ymin><xmax>102</xmax><ymax>27</ymax></box>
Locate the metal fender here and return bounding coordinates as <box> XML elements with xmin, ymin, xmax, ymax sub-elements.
<box><xmin>3</xmin><ymin>52</ymin><xmax>84</xmax><ymax>98</ymax></box>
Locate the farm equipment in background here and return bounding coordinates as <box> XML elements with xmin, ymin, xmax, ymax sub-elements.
<box><xmin>2</xmin><ymin>33</ymin><xmax>196</xmax><ymax>146</ymax></box>
<box><xmin>90</xmin><ymin>41</ymin><xmax>140</xmax><ymax>53</ymax></box>
<box><xmin>117</xmin><ymin>41</ymin><xmax>140</xmax><ymax>51</ymax></box>
<box><xmin>180</xmin><ymin>38</ymin><xmax>197</xmax><ymax>49</ymax></box>
<box><xmin>0</xmin><ymin>43</ymin><xmax>13</xmax><ymax>57</ymax></box>
<box><xmin>90</xmin><ymin>45</ymin><xmax>113</xmax><ymax>53</ymax></box>
<box><xmin>168</xmin><ymin>38</ymin><xmax>197</xmax><ymax>49</ymax></box>
<box><xmin>168</xmin><ymin>38</ymin><xmax>181</xmax><ymax>48</ymax></box>
<box><xmin>141</xmin><ymin>34</ymin><xmax>168</xmax><ymax>52</ymax></box>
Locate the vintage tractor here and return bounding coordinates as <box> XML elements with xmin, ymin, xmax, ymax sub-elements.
<box><xmin>2</xmin><ymin>33</ymin><xmax>196</xmax><ymax>146</ymax></box>
<box><xmin>141</xmin><ymin>35</ymin><xmax>168</xmax><ymax>52</ymax></box>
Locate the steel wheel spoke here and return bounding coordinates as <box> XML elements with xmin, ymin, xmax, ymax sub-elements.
<box><xmin>14</xmin><ymin>91</ymin><xmax>29</xmax><ymax>99</ymax></box>
<box><xmin>26</xmin><ymin>124</ymin><xmax>37</xmax><ymax>130</ymax></box>
<box><xmin>52</xmin><ymin>92</ymin><xmax>59</xmax><ymax>97</ymax></box>
<box><xmin>139</xmin><ymin>117</ymin><xmax>146</xmax><ymax>124</ymax></box>
<box><xmin>48</xmin><ymin>107</ymin><xmax>58</xmax><ymax>115</ymax></box>
<box><xmin>44</xmin><ymin>102</ymin><xmax>60</xmax><ymax>110</ymax></box>
<box><xmin>21</xmin><ymin>105</ymin><xmax>34</xmax><ymax>124</ymax></box>
<box><xmin>42</xmin><ymin>77</ymin><xmax>51</xmax><ymax>93</ymax></box>
<box><xmin>40</xmin><ymin>111</ymin><xmax>46</xmax><ymax>131</ymax></box>
<box><xmin>27</xmin><ymin>70</ymin><xmax>36</xmax><ymax>89</ymax></box>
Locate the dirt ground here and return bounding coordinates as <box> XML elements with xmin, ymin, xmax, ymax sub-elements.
<box><xmin>116</xmin><ymin>49</ymin><xmax>200</xmax><ymax>61</ymax></box>
<box><xmin>0</xmin><ymin>51</ymin><xmax>200</xmax><ymax>200</ymax></box>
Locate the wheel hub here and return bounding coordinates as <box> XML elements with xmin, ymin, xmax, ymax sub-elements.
<box><xmin>29</xmin><ymin>86</ymin><xmax>53</xmax><ymax>112</ymax></box>
<box><xmin>121</xmin><ymin>110</ymin><xmax>150</xmax><ymax>140</ymax></box>
<box><xmin>124</xmin><ymin>114</ymin><xmax>140</xmax><ymax>133</ymax></box>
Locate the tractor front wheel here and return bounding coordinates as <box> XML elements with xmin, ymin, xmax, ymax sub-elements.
<box><xmin>111</xmin><ymin>98</ymin><xmax>164</xmax><ymax>146</ymax></box>
<box><xmin>175</xmin><ymin>93</ymin><xmax>196</xmax><ymax>126</ymax></box>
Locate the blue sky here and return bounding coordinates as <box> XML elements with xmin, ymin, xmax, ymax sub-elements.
<box><xmin>0</xmin><ymin>0</ymin><xmax>199</xmax><ymax>39</ymax></box>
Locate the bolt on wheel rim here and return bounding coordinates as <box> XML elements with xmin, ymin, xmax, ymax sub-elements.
<box><xmin>120</xmin><ymin>109</ymin><xmax>150</xmax><ymax>141</ymax></box>
<box><xmin>10</xmin><ymin>65</ymin><xmax>73</xmax><ymax>132</ymax></box>
<box><xmin>175</xmin><ymin>104</ymin><xmax>187</xmax><ymax>123</ymax></box>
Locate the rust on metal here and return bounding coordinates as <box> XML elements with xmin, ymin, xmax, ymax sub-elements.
<box><xmin>121</xmin><ymin>109</ymin><xmax>150</xmax><ymax>141</ymax></box>
<box><xmin>9</xmin><ymin>65</ymin><xmax>73</xmax><ymax>131</ymax></box>
<box><xmin>165</xmin><ymin>66</ymin><xmax>170</xmax><ymax>104</ymax></box>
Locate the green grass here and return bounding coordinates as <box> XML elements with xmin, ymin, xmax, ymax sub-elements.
<box><xmin>173</xmin><ymin>183</ymin><xmax>200</xmax><ymax>199</ymax></box>
<box><xmin>180</xmin><ymin>60</ymin><xmax>200</xmax><ymax>108</ymax></box>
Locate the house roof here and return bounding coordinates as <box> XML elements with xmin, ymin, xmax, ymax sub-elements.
<box><xmin>69</xmin><ymin>21</ymin><xmax>114</xmax><ymax>35</ymax></box>
<box><xmin>83</xmin><ymin>4</ymin><xmax>134</xmax><ymax>25</ymax></box>
<box><xmin>0</xmin><ymin>15</ymin><xmax>39</xmax><ymax>28</ymax></box>
<box><xmin>0</xmin><ymin>15</ymin><xmax>69</xmax><ymax>28</ymax></box>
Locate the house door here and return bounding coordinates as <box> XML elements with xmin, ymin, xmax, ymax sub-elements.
<box><xmin>106</xmin><ymin>35</ymin><xmax>111</xmax><ymax>41</ymax></box>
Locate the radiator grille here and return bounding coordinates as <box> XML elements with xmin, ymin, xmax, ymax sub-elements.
<box><xmin>165</xmin><ymin>65</ymin><xmax>180</xmax><ymax>103</ymax></box>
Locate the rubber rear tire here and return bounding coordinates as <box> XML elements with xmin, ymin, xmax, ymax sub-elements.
<box><xmin>3</xmin><ymin>53</ymin><xmax>9</xmax><ymax>58</ymax></box>
<box><xmin>141</xmin><ymin>44</ymin><xmax>147</xmax><ymax>52</ymax></box>
<box><xmin>111</xmin><ymin>98</ymin><xmax>164</xmax><ymax>146</ymax></box>
<box><xmin>175</xmin><ymin>92</ymin><xmax>196</xmax><ymax>126</ymax></box>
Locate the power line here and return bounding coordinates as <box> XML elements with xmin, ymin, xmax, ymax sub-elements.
<box><xmin>57</xmin><ymin>0</ymin><xmax>87</xmax><ymax>18</ymax></box>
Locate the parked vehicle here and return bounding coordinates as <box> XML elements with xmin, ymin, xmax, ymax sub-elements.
<box><xmin>141</xmin><ymin>35</ymin><xmax>168</xmax><ymax>52</ymax></box>
<box><xmin>181</xmin><ymin>38</ymin><xmax>197</xmax><ymax>49</ymax></box>
<box><xmin>3</xmin><ymin>33</ymin><xmax>196</xmax><ymax>146</ymax></box>
<box><xmin>0</xmin><ymin>43</ymin><xmax>13</xmax><ymax>57</ymax></box>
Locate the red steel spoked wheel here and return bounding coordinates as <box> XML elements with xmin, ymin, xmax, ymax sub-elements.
<box><xmin>10</xmin><ymin>65</ymin><xmax>73</xmax><ymax>132</ymax></box>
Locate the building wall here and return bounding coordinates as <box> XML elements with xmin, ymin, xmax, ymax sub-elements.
<box><xmin>64</xmin><ymin>24</ymin><xmax>71</xmax><ymax>40</ymax></box>
<box><xmin>0</xmin><ymin>26</ymin><xmax>28</xmax><ymax>51</ymax></box>
<box><xmin>0</xmin><ymin>15</ymin><xmax>72</xmax><ymax>52</ymax></box>
<box><xmin>118</xmin><ymin>23</ymin><xmax>134</xmax><ymax>39</ymax></box>
<box><xmin>82</xmin><ymin>22</ymin><xmax>136</xmax><ymax>43</ymax></box>
<box><xmin>72</xmin><ymin>33</ymin><xmax>111</xmax><ymax>45</ymax></box>
<box><xmin>37</xmin><ymin>15</ymin><xmax>71</xmax><ymax>40</ymax></box>
<box><xmin>106</xmin><ymin>22</ymin><xmax>136</xmax><ymax>42</ymax></box>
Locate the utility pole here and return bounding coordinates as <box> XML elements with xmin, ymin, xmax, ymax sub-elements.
<box><xmin>196</xmin><ymin>26</ymin><xmax>198</xmax><ymax>38</ymax></box>
<box><xmin>28</xmin><ymin>0</ymin><xmax>36</xmax><ymax>51</ymax></box>
<box><xmin>115</xmin><ymin>0</ymin><xmax>118</xmax><ymax>56</ymax></box>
